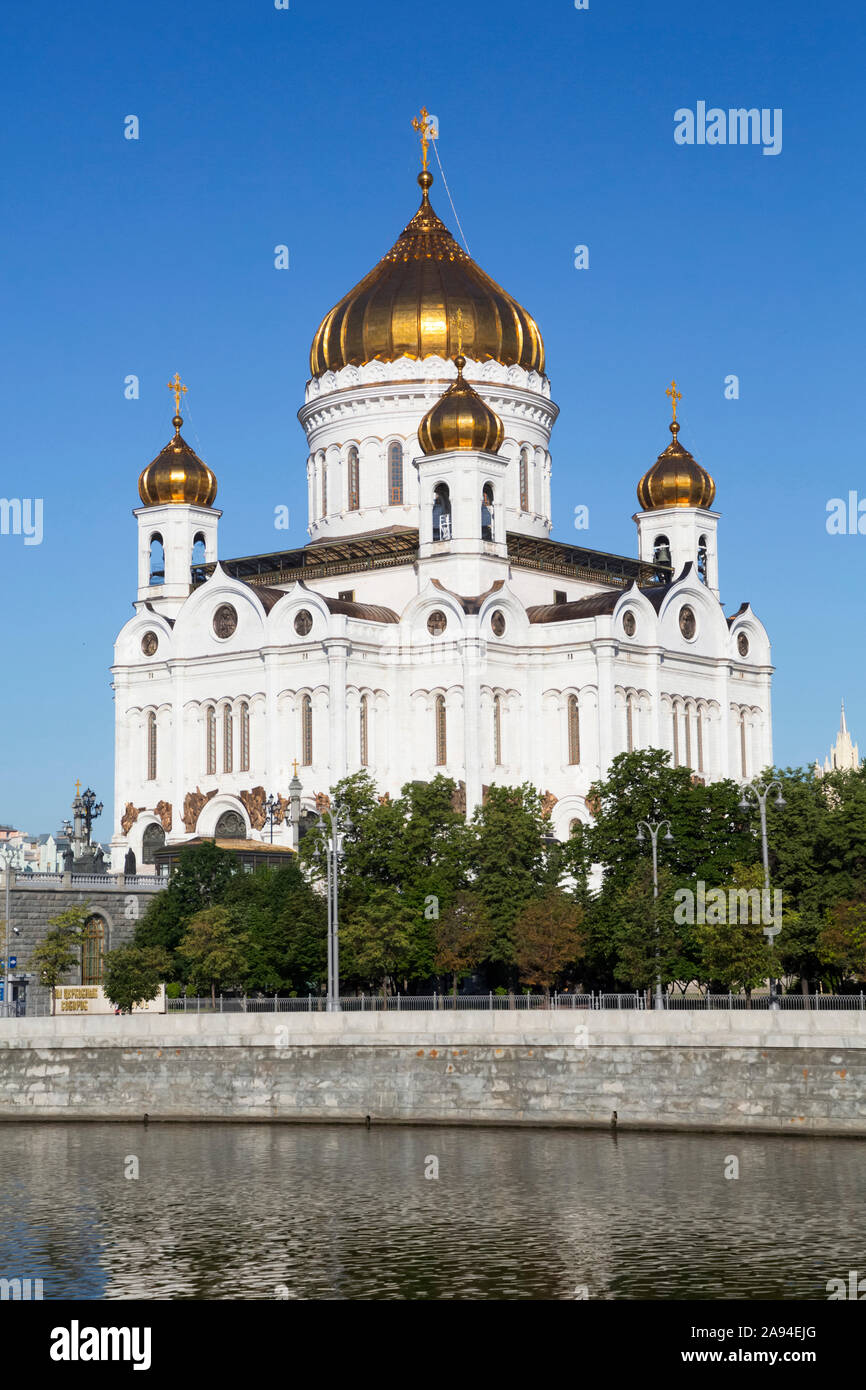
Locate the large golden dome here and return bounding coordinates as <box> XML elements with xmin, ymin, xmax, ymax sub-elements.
<box><xmin>310</xmin><ymin>170</ymin><xmax>545</xmax><ymax>376</ymax></box>
<box><xmin>138</xmin><ymin>413</ymin><xmax>218</xmax><ymax>507</ymax></box>
<box><xmin>419</xmin><ymin>355</ymin><xmax>505</xmax><ymax>455</ymax></box>
<box><xmin>637</xmin><ymin>421</ymin><xmax>716</xmax><ymax>511</ymax></box>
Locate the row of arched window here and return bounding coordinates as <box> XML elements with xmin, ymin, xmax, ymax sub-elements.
<box><xmin>651</xmin><ymin>533</ymin><xmax>710</xmax><ymax>584</ymax></box>
<box><xmin>148</xmin><ymin>532</ymin><xmax>207</xmax><ymax>587</ymax></box>
<box><xmin>204</xmin><ymin>704</ymin><xmax>252</xmax><ymax>776</ymax></box>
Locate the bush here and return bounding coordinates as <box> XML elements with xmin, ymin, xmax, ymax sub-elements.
<box><xmin>165</xmin><ymin>982</ymin><xmax>182</xmax><ymax>998</ymax></box>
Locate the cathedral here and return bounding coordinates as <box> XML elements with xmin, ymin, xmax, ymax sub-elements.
<box><xmin>109</xmin><ymin>114</ymin><xmax>774</xmax><ymax>871</ymax></box>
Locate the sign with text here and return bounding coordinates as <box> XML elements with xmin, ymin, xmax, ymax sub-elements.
<box><xmin>54</xmin><ymin>985</ymin><xmax>166</xmax><ymax>1015</ymax></box>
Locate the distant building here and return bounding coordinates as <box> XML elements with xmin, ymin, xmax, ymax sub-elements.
<box><xmin>816</xmin><ymin>701</ymin><xmax>861</xmax><ymax>775</ymax></box>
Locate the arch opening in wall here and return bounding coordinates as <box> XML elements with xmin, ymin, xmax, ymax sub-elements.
<box><xmin>321</xmin><ymin>459</ymin><xmax>328</xmax><ymax>518</ymax></box>
<box><xmin>360</xmin><ymin>694</ymin><xmax>369</xmax><ymax>767</ymax></box>
<box><xmin>149</xmin><ymin>534</ymin><xmax>165</xmax><ymax>585</ymax></box>
<box><xmin>388</xmin><ymin>442</ymin><xmax>404</xmax><ymax>504</ymax></box>
<box><xmin>142</xmin><ymin>822</ymin><xmax>166</xmax><ymax>864</ymax></box>
<box><xmin>652</xmin><ymin>534</ymin><xmax>671</xmax><ymax>567</ymax></box>
<box><xmin>432</xmin><ymin>482</ymin><xmax>452</xmax><ymax>541</ymax></box>
<box><xmin>215</xmin><ymin>809</ymin><xmax>247</xmax><ymax>840</ymax></box>
<box><xmin>240</xmin><ymin>702</ymin><xmax>250</xmax><ymax>772</ymax></box>
<box><xmin>191</xmin><ymin>532</ymin><xmax>207</xmax><ymax>583</ymax></box>
<box><xmin>348</xmin><ymin>447</ymin><xmax>360</xmax><ymax>511</ymax></box>
<box><xmin>302</xmin><ymin>695</ymin><xmax>313</xmax><ymax>766</ymax></box>
<box><xmin>206</xmin><ymin>706</ymin><xmax>217</xmax><ymax>775</ymax></box>
<box><xmin>567</xmin><ymin>695</ymin><xmax>580</xmax><ymax>765</ymax></box>
<box><xmin>697</xmin><ymin>535</ymin><xmax>708</xmax><ymax>584</ymax></box>
<box><xmin>222</xmin><ymin>705</ymin><xmax>233</xmax><ymax>773</ymax></box>
<box><xmin>82</xmin><ymin>915</ymin><xmax>105</xmax><ymax>985</ymax></box>
<box><xmin>481</xmin><ymin>483</ymin><xmax>494</xmax><ymax>541</ymax></box>
<box><xmin>147</xmin><ymin>711</ymin><xmax>157</xmax><ymax>781</ymax></box>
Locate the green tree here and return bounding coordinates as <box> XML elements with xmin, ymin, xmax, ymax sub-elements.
<box><xmin>221</xmin><ymin>862</ymin><xmax>327</xmax><ymax>993</ymax></box>
<box><xmin>696</xmin><ymin>864</ymin><xmax>778</xmax><ymax>996</ymax></box>
<box><xmin>103</xmin><ymin>945</ymin><xmax>171</xmax><ymax>1014</ymax></box>
<box><xmin>179</xmin><ymin>907</ymin><xmax>250</xmax><ymax>1006</ymax></box>
<box><xmin>30</xmin><ymin>905</ymin><xmax>89</xmax><ymax>1015</ymax></box>
<box><xmin>433</xmin><ymin>891</ymin><xmax>491</xmax><ymax>996</ymax></box>
<box><xmin>610</xmin><ymin>863</ymin><xmax>696</xmax><ymax>995</ymax></box>
<box><xmin>817</xmin><ymin>899</ymin><xmax>866</xmax><ymax>989</ymax></box>
<box><xmin>135</xmin><ymin>841</ymin><xmax>237</xmax><ymax>955</ymax></box>
<box><xmin>468</xmin><ymin>784</ymin><xmax>549</xmax><ymax>977</ymax></box>
<box><xmin>339</xmin><ymin>885</ymin><xmax>415</xmax><ymax>995</ymax></box>
<box><xmin>513</xmin><ymin>890</ymin><xmax>585</xmax><ymax>999</ymax></box>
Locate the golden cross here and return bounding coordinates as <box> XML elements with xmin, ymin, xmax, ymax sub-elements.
<box><xmin>666</xmin><ymin>379</ymin><xmax>682</xmax><ymax>421</ymax></box>
<box><xmin>411</xmin><ymin>107</ymin><xmax>433</xmax><ymax>171</ymax></box>
<box><xmin>292</xmin><ymin>759</ymin><xmax>299</xmax><ymax>778</ymax></box>
<box><xmin>167</xmin><ymin>372</ymin><xmax>188</xmax><ymax>415</ymax></box>
<box><xmin>74</xmin><ymin>779</ymin><xmax>81</xmax><ymax>797</ymax></box>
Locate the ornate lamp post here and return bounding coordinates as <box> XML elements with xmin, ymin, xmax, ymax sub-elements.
<box><xmin>81</xmin><ymin>788</ymin><xmax>103</xmax><ymax>844</ymax></box>
<box><xmin>314</xmin><ymin>797</ymin><xmax>353</xmax><ymax>1012</ymax></box>
<box><xmin>263</xmin><ymin>793</ymin><xmax>283</xmax><ymax>845</ymax></box>
<box><xmin>0</xmin><ymin>844</ymin><xmax>13</xmax><ymax>1018</ymax></box>
<box><xmin>739</xmin><ymin>779</ymin><xmax>786</xmax><ymax>1006</ymax></box>
<box><xmin>636</xmin><ymin>819</ymin><xmax>674</xmax><ymax>1011</ymax></box>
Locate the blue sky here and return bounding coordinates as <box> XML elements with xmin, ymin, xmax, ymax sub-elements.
<box><xmin>1</xmin><ymin>0</ymin><xmax>863</xmax><ymax>832</ymax></box>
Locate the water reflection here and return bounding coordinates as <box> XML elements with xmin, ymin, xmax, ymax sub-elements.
<box><xmin>0</xmin><ymin>1124</ymin><xmax>862</xmax><ymax>1299</ymax></box>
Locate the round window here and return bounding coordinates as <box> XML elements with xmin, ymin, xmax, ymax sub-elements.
<box><xmin>622</xmin><ymin>610</ymin><xmax>636</xmax><ymax>637</ymax></box>
<box><xmin>294</xmin><ymin>609</ymin><xmax>313</xmax><ymax>636</ymax></box>
<box><xmin>679</xmin><ymin>606</ymin><xmax>696</xmax><ymax>640</ymax></box>
<box><xmin>427</xmin><ymin>610</ymin><xmax>447</xmax><ymax>636</ymax></box>
<box><xmin>141</xmin><ymin>631</ymin><xmax>159</xmax><ymax>656</ymax></box>
<box><xmin>737</xmin><ymin>632</ymin><xmax>750</xmax><ymax>658</ymax></box>
<box><xmin>490</xmin><ymin>610</ymin><xmax>506</xmax><ymax>637</ymax></box>
<box><xmin>213</xmin><ymin>604</ymin><xmax>238</xmax><ymax>639</ymax></box>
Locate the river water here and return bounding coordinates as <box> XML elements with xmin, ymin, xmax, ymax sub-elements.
<box><xmin>0</xmin><ymin>1123</ymin><xmax>862</xmax><ymax>1299</ymax></box>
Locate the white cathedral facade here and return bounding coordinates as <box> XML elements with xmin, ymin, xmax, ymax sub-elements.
<box><xmin>110</xmin><ymin>145</ymin><xmax>773</xmax><ymax>871</ymax></box>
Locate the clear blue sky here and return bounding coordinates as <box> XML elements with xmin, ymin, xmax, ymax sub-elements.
<box><xmin>1</xmin><ymin>0</ymin><xmax>863</xmax><ymax>833</ymax></box>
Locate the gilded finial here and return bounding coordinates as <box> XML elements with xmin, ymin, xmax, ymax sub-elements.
<box><xmin>455</xmin><ymin>307</ymin><xmax>464</xmax><ymax>358</ymax></box>
<box><xmin>74</xmin><ymin>778</ymin><xmax>81</xmax><ymax>798</ymax></box>
<box><xmin>411</xmin><ymin>107</ymin><xmax>433</xmax><ymax>172</ymax></box>
<box><xmin>168</xmin><ymin>373</ymin><xmax>188</xmax><ymax>429</ymax></box>
<box><xmin>666</xmin><ymin>379</ymin><xmax>682</xmax><ymax>423</ymax></box>
<box><xmin>292</xmin><ymin>758</ymin><xmax>299</xmax><ymax>778</ymax></box>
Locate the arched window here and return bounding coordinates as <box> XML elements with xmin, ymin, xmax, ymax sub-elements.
<box><xmin>435</xmin><ymin>695</ymin><xmax>447</xmax><ymax>766</ymax></box>
<box><xmin>223</xmin><ymin>705</ymin><xmax>233</xmax><ymax>773</ymax></box>
<box><xmin>388</xmin><ymin>442</ymin><xmax>404</xmax><ymax>504</ymax></box>
<box><xmin>206</xmin><ymin>707</ymin><xmax>216</xmax><ymax>775</ymax></box>
<box><xmin>432</xmin><ymin>482</ymin><xmax>451</xmax><ymax>541</ymax></box>
<box><xmin>493</xmin><ymin>695</ymin><xmax>503</xmax><ymax>766</ymax></box>
<box><xmin>149</xmin><ymin>534</ymin><xmax>165</xmax><ymax>585</ymax></box>
<box><xmin>519</xmin><ymin>449</ymin><xmax>530</xmax><ymax>513</ymax></box>
<box><xmin>567</xmin><ymin>696</ymin><xmax>580</xmax><ymax>765</ymax></box>
<box><xmin>697</xmin><ymin>535</ymin><xmax>708</xmax><ymax>584</ymax></box>
<box><xmin>215</xmin><ymin>810</ymin><xmax>246</xmax><ymax>840</ymax></box>
<box><xmin>360</xmin><ymin>694</ymin><xmax>369</xmax><ymax>767</ymax></box>
<box><xmin>740</xmin><ymin>709</ymin><xmax>748</xmax><ymax>779</ymax></box>
<box><xmin>191</xmin><ymin>532</ymin><xmax>207</xmax><ymax>583</ymax></box>
<box><xmin>321</xmin><ymin>459</ymin><xmax>328</xmax><ymax>518</ymax></box>
<box><xmin>653</xmin><ymin>535</ymin><xmax>671</xmax><ymax>567</ymax></box>
<box><xmin>142</xmin><ymin>823</ymin><xmax>165</xmax><ymax>864</ymax></box>
<box><xmin>302</xmin><ymin>695</ymin><xmax>313</xmax><ymax>766</ymax></box>
<box><xmin>82</xmin><ymin>916</ymin><xmax>105</xmax><ymax>985</ymax></box>
<box><xmin>347</xmin><ymin>447</ymin><xmax>360</xmax><ymax>511</ymax></box>
<box><xmin>481</xmin><ymin>483</ymin><xmax>494</xmax><ymax>541</ymax></box>
<box><xmin>147</xmin><ymin>711</ymin><xmax>157</xmax><ymax>781</ymax></box>
<box><xmin>240</xmin><ymin>702</ymin><xmax>250</xmax><ymax>772</ymax></box>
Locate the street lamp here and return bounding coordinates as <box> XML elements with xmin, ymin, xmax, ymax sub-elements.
<box><xmin>314</xmin><ymin>798</ymin><xmax>354</xmax><ymax>1012</ymax></box>
<box><xmin>739</xmin><ymin>779</ymin><xmax>785</xmax><ymax>1007</ymax></box>
<box><xmin>263</xmin><ymin>793</ymin><xmax>284</xmax><ymax>845</ymax></box>
<box><xmin>0</xmin><ymin>845</ymin><xmax>14</xmax><ymax>1019</ymax></box>
<box><xmin>636</xmin><ymin>819</ymin><xmax>674</xmax><ymax>1011</ymax></box>
<box><xmin>81</xmin><ymin>788</ymin><xmax>103</xmax><ymax>843</ymax></box>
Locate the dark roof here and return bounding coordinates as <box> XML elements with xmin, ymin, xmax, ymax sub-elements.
<box><xmin>527</xmin><ymin>592</ymin><xmax>620</xmax><ymax>623</ymax></box>
<box><xmin>240</xmin><ymin>581</ymin><xmax>399</xmax><ymax>624</ymax></box>
<box><xmin>431</xmin><ymin>578</ymin><xmax>505</xmax><ymax>614</ymax></box>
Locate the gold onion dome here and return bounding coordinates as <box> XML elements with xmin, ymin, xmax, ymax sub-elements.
<box><xmin>418</xmin><ymin>355</ymin><xmax>505</xmax><ymax>455</ymax></box>
<box><xmin>138</xmin><ymin>377</ymin><xmax>218</xmax><ymax>507</ymax></box>
<box><xmin>637</xmin><ymin>384</ymin><xmax>716</xmax><ymax>510</ymax></box>
<box><xmin>310</xmin><ymin>169</ymin><xmax>545</xmax><ymax>376</ymax></box>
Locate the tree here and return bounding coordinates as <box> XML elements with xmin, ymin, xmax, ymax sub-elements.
<box><xmin>30</xmin><ymin>905</ymin><xmax>89</xmax><ymax>1015</ymax></box>
<box><xmin>220</xmin><ymin>862</ymin><xmax>327</xmax><ymax>994</ymax></box>
<box><xmin>103</xmin><ymin>945</ymin><xmax>171</xmax><ymax>1013</ymax></box>
<box><xmin>513</xmin><ymin>890</ymin><xmax>585</xmax><ymax>999</ymax></box>
<box><xmin>609</xmin><ymin>863</ymin><xmax>695</xmax><ymax>995</ymax></box>
<box><xmin>469</xmin><ymin>784</ymin><xmax>550</xmax><ymax>977</ymax></box>
<box><xmin>696</xmin><ymin>864</ymin><xmax>778</xmax><ymax>996</ymax></box>
<box><xmin>817</xmin><ymin>899</ymin><xmax>866</xmax><ymax>989</ymax></box>
<box><xmin>339</xmin><ymin>886</ymin><xmax>415</xmax><ymax>995</ymax></box>
<box><xmin>135</xmin><ymin>841</ymin><xmax>237</xmax><ymax>954</ymax></box>
<box><xmin>178</xmin><ymin>907</ymin><xmax>249</xmax><ymax>1006</ymax></box>
<box><xmin>434</xmin><ymin>892</ymin><xmax>491</xmax><ymax>996</ymax></box>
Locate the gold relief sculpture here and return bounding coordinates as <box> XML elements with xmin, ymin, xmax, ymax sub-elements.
<box><xmin>154</xmin><ymin>800</ymin><xmax>173</xmax><ymax>833</ymax></box>
<box><xmin>540</xmin><ymin>790</ymin><xmax>558</xmax><ymax>820</ymax></box>
<box><xmin>239</xmin><ymin>787</ymin><xmax>269</xmax><ymax>832</ymax></box>
<box><xmin>182</xmin><ymin>786</ymin><xmax>218</xmax><ymax>833</ymax></box>
<box><xmin>121</xmin><ymin>802</ymin><xmax>145</xmax><ymax>835</ymax></box>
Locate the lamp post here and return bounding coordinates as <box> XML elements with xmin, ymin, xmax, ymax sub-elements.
<box><xmin>315</xmin><ymin>798</ymin><xmax>353</xmax><ymax>1012</ymax></box>
<box><xmin>263</xmin><ymin>793</ymin><xmax>283</xmax><ymax>846</ymax></box>
<box><xmin>739</xmin><ymin>779</ymin><xmax>786</xmax><ymax>1007</ymax></box>
<box><xmin>81</xmin><ymin>788</ymin><xmax>103</xmax><ymax>846</ymax></box>
<box><xmin>636</xmin><ymin>819</ymin><xmax>674</xmax><ymax>1010</ymax></box>
<box><xmin>0</xmin><ymin>845</ymin><xmax>13</xmax><ymax>1019</ymax></box>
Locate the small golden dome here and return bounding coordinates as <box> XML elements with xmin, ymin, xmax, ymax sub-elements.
<box><xmin>138</xmin><ymin>413</ymin><xmax>218</xmax><ymax>507</ymax></box>
<box><xmin>637</xmin><ymin>420</ymin><xmax>716</xmax><ymax>511</ymax></box>
<box><xmin>310</xmin><ymin>171</ymin><xmax>545</xmax><ymax>376</ymax></box>
<box><xmin>418</xmin><ymin>356</ymin><xmax>505</xmax><ymax>455</ymax></box>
